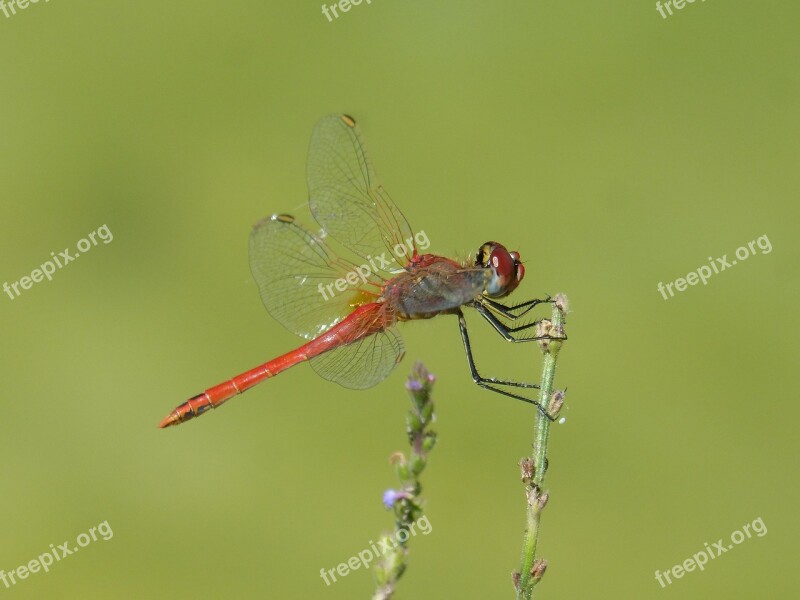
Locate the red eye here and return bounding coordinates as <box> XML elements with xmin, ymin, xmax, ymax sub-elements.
<box><xmin>490</xmin><ymin>247</ymin><xmax>516</xmax><ymax>281</ymax></box>
<box><xmin>477</xmin><ymin>242</ymin><xmax>524</xmax><ymax>298</ymax></box>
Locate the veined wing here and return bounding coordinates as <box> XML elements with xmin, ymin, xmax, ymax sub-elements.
<box><xmin>307</xmin><ymin>114</ymin><xmax>417</xmax><ymax>271</ymax></box>
<box><xmin>249</xmin><ymin>214</ymin><xmax>386</xmax><ymax>340</ymax></box>
<box><xmin>309</xmin><ymin>325</ymin><xmax>405</xmax><ymax>389</ymax></box>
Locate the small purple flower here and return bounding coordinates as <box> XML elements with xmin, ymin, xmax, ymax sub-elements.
<box><xmin>405</xmin><ymin>379</ymin><xmax>423</xmax><ymax>392</ymax></box>
<box><xmin>382</xmin><ymin>489</ymin><xmax>410</xmax><ymax>509</ymax></box>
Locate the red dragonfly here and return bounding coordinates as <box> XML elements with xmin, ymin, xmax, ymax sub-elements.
<box><xmin>159</xmin><ymin>114</ymin><xmax>559</xmax><ymax>429</ymax></box>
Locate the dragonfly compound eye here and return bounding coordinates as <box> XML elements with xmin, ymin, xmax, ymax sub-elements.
<box><xmin>477</xmin><ymin>242</ymin><xmax>523</xmax><ymax>298</ymax></box>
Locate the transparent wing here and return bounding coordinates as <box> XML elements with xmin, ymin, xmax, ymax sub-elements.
<box><xmin>249</xmin><ymin>214</ymin><xmax>386</xmax><ymax>340</ymax></box>
<box><xmin>307</xmin><ymin>114</ymin><xmax>416</xmax><ymax>270</ymax></box>
<box><xmin>309</xmin><ymin>327</ymin><xmax>405</xmax><ymax>389</ymax></box>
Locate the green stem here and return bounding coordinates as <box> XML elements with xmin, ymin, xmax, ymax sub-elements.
<box><xmin>516</xmin><ymin>297</ymin><xmax>566</xmax><ymax>599</ymax></box>
<box><xmin>373</xmin><ymin>363</ymin><xmax>436</xmax><ymax>600</ymax></box>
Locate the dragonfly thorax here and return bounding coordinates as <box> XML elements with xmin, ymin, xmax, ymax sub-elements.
<box><xmin>384</xmin><ymin>257</ymin><xmax>490</xmax><ymax>320</ymax></box>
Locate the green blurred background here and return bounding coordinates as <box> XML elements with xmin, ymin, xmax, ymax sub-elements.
<box><xmin>1</xmin><ymin>1</ymin><xmax>797</xmax><ymax>598</ymax></box>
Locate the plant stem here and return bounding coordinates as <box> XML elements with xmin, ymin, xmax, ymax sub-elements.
<box><xmin>373</xmin><ymin>362</ymin><xmax>437</xmax><ymax>600</ymax></box>
<box><xmin>515</xmin><ymin>295</ymin><xmax>567</xmax><ymax>599</ymax></box>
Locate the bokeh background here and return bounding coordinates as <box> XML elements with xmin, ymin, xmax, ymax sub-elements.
<box><xmin>1</xmin><ymin>2</ymin><xmax>797</xmax><ymax>598</ymax></box>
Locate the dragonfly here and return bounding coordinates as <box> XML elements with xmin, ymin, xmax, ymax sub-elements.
<box><xmin>159</xmin><ymin>114</ymin><xmax>561</xmax><ymax>429</ymax></box>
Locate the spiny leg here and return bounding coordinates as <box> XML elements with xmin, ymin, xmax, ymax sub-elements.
<box><xmin>455</xmin><ymin>310</ymin><xmax>555</xmax><ymax>421</ymax></box>
<box><xmin>475</xmin><ymin>303</ymin><xmax>545</xmax><ymax>341</ymax></box>
<box><xmin>474</xmin><ymin>302</ymin><xmax>568</xmax><ymax>344</ymax></box>
<box><xmin>481</xmin><ymin>296</ymin><xmax>553</xmax><ymax>320</ymax></box>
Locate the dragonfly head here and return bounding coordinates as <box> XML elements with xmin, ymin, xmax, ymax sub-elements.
<box><xmin>475</xmin><ymin>242</ymin><xmax>525</xmax><ymax>298</ymax></box>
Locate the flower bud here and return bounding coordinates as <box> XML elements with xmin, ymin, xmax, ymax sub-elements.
<box><xmin>519</xmin><ymin>457</ymin><xmax>535</xmax><ymax>482</ymax></box>
<box><xmin>554</xmin><ymin>293</ymin><xmax>568</xmax><ymax>314</ymax></box>
<box><xmin>548</xmin><ymin>390</ymin><xmax>565</xmax><ymax>416</ymax></box>
<box><xmin>530</xmin><ymin>558</ymin><xmax>548</xmax><ymax>582</ymax></box>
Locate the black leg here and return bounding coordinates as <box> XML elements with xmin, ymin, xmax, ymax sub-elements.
<box><xmin>456</xmin><ymin>310</ymin><xmax>555</xmax><ymax>421</ymax></box>
<box><xmin>481</xmin><ymin>296</ymin><xmax>553</xmax><ymax>320</ymax></box>
<box><xmin>474</xmin><ymin>303</ymin><xmax>563</xmax><ymax>342</ymax></box>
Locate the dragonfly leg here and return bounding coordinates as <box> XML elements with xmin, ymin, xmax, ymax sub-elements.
<box><xmin>456</xmin><ymin>310</ymin><xmax>556</xmax><ymax>421</ymax></box>
<box><xmin>474</xmin><ymin>303</ymin><xmax>568</xmax><ymax>343</ymax></box>
<box><xmin>481</xmin><ymin>296</ymin><xmax>553</xmax><ymax>320</ymax></box>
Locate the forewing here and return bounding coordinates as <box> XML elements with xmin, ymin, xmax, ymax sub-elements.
<box><xmin>307</xmin><ymin>114</ymin><xmax>416</xmax><ymax>268</ymax></box>
<box><xmin>309</xmin><ymin>327</ymin><xmax>405</xmax><ymax>389</ymax></box>
<box><xmin>249</xmin><ymin>215</ymin><xmax>385</xmax><ymax>340</ymax></box>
